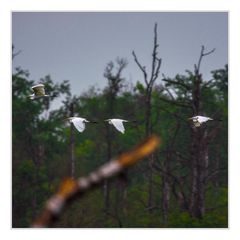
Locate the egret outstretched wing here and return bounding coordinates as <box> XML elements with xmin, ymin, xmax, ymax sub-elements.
<box><xmin>111</xmin><ymin>119</ymin><xmax>126</xmax><ymax>133</ymax></box>
<box><xmin>71</xmin><ymin>118</ymin><xmax>86</xmax><ymax>132</ymax></box>
<box><xmin>197</xmin><ymin>116</ymin><xmax>213</xmax><ymax>123</ymax></box>
<box><xmin>32</xmin><ymin>84</ymin><xmax>45</xmax><ymax>96</ymax></box>
<box><xmin>32</xmin><ymin>84</ymin><xmax>44</xmax><ymax>89</ymax></box>
<box><xmin>29</xmin><ymin>84</ymin><xmax>49</xmax><ymax>100</ymax></box>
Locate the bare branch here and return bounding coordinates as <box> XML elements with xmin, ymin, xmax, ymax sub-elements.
<box><xmin>150</xmin><ymin>23</ymin><xmax>159</xmax><ymax>83</ymax></box>
<box><xmin>159</xmin><ymin>96</ymin><xmax>192</xmax><ymax>109</ymax></box>
<box><xmin>204</xmin><ymin>167</ymin><xmax>227</xmax><ymax>182</ymax></box>
<box><xmin>132</xmin><ymin>50</ymin><xmax>148</xmax><ymax>85</ymax></box>
<box><xmin>195</xmin><ymin>45</ymin><xmax>215</xmax><ymax>74</ymax></box>
<box><xmin>31</xmin><ymin>135</ymin><xmax>161</xmax><ymax>227</ymax></box>
<box><xmin>163</xmin><ymin>78</ymin><xmax>191</xmax><ymax>91</ymax></box>
<box><xmin>202</xmin><ymin>78</ymin><xmax>215</xmax><ymax>88</ymax></box>
<box><xmin>116</xmin><ymin>57</ymin><xmax>128</xmax><ymax>78</ymax></box>
<box><xmin>152</xmin><ymin>57</ymin><xmax>162</xmax><ymax>83</ymax></box>
<box><xmin>164</xmin><ymin>87</ymin><xmax>175</xmax><ymax>101</ymax></box>
<box><xmin>12</xmin><ymin>50</ymin><xmax>21</xmax><ymax>59</ymax></box>
<box><xmin>171</xmin><ymin>151</ymin><xmax>192</xmax><ymax>167</ymax></box>
<box><xmin>153</xmin><ymin>163</ymin><xmax>189</xmax><ymax>195</ymax></box>
<box><xmin>132</xmin><ymin>23</ymin><xmax>161</xmax><ymax>88</ymax></box>
<box><xmin>159</xmin><ymin>105</ymin><xmax>188</xmax><ymax>123</ymax></box>
<box><xmin>203</xmin><ymin>48</ymin><xmax>216</xmax><ymax>57</ymax></box>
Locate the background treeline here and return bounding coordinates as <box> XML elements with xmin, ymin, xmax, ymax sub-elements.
<box><xmin>12</xmin><ymin>25</ymin><xmax>228</xmax><ymax>228</ymax></box>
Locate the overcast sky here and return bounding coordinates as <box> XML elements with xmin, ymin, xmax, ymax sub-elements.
<box><xmin>12</xmin><ymin>12</ymin><xmax>228</xmax><ymax>99</ymax></box>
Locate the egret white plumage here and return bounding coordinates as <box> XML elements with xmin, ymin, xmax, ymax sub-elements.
<box><xmin>66</xmin><ymin>117</ymin><xmax>97</xmax><ymax>133</ymax></box>
<box><xmin>29</xmin><ymin>84</ymin><xmax>49</xmax><ymax>100</ymax></box>
<box><xmin>105</xmin><ymin>118</ymin><xmax>129</xmax><ymax>134</ymax></box>
<box><xmin>188</xmin><ymin>115</ymin><xmax>213</xmax><ymax>127</ymax></box>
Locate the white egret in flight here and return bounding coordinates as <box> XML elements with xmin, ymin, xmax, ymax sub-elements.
<box><xmin>105</xmin><ymin>118</ymin><xmax>129</xmax><ymax>134</ymax></box>
<box><xmin>188</xmin><ymin>115</ymin><xmax>213</xmax><ymax>127</ymax></box>
<box><xmin>66</xmin><ymin>117</ymin><xmax>97</xmax><ymax>133</ymax></box>
<box><xmin>29</xmin><ymin>84</ymin><xmax>49</xmax><ymax>100</ymax></box>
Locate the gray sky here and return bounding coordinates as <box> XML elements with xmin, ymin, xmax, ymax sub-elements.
<box><xmin>12</xmin><ymin>12</ymin><xmax>228</xmax><ymax>102</ymax></box>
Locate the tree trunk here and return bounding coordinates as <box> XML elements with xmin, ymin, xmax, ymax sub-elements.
<box><xmin>162</xmin><ymin>156</ymin><xmax>170</xmax><ymax>224</ymax></box>
<box><xmin>103</xmin><ymin>57</ymin><xmax>128</xmax><ymax>213</ymax></box>
<box><xmin>213</xmin><ymin>143</ymin><xmax>220</xmax><ymax>188</ymax></box>
<box><xmin>189</xmin><ymin>128</ymin><xmax>207</xmax><ymax>219</ymax></box>
<box><xmin>132</xmin><ymin>23</ymin><xmax>162</xmax><ymax>212</ymax></box>
<box><xmin>104</xmin><ymin>124</ymin><xmax>112</xmax><ymax>212</ymax></box>
<box><xmin>114</xmin><ymin>171</ymin><xmax>128</xmax><ymax>227</ymax></box>
<box><xmin>146</xmin><ymin>93</ymin><xmax>154</xmax><ymax>210</ymax></box>
<box><xmin>69</xmin><ymin>102</ymin><xmax>75</xmax><ymax>178</ymax></box>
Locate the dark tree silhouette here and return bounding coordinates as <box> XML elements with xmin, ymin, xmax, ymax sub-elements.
<box><xmin>132</xmin><ymin>23</ymin><xmax>162</xmax><ymax>210</ymax></box>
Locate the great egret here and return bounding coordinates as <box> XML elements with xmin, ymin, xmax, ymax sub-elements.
<box><xmin>188</xmin><ymin>115</ymin><xmax>213</xmax><ymax>127</ymax></box>
<box><xmin>105</xmin><ymin>118</ymin><xmax>129</xmax><ymax>134</ymax></box>
<box><xmin>66</xmin><ymin>117</ymin><xmax>97</xmax><ymax>133</ymax></box>
<box><xmin>29</xmin><ymin>84</ymin><xmax>49</xmax><ymax>100</ymax></box>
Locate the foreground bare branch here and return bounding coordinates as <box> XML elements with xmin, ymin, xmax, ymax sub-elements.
<box><xmin>32</xmin><ymin>135</ymin><xmax>161</xmax><ymax>227</ymax></box>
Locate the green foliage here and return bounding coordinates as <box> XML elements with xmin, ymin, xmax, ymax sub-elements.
<box><xmin>168</xmin><ymin>210</ymin><xmax>227</xmax><ymax>228</ymax></box>
<box><xmin>168</xmin><ymin>185</ymin><xmax>228</xmax><ymax>228</ymax></box>
<box><xmin>12</xmin><ymin>62</ymin><xmax>228</xmax><ymax>228</ymax></box>
<box><xmin>135</xmin><ymin>81</ymin><xmax>146</xmax><ymax>94</ymax></box>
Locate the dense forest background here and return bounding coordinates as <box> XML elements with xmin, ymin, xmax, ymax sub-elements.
<box><xmin>12</xmin><ymin>25</ymin><xmax>228</xmax><ymax>228</ymax></box>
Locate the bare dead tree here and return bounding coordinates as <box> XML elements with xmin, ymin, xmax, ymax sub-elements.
<box><xmin>162</xmin><ymin>45</ymin><xmax>222</xmax><ymax>219</ymax></box>
<box><xmin>188</xmin><ymin>46</ymin><xmax>218</xmax><ymax>219</ymax></box>
<box><xmin>132</xmin><ymin>23</ymin><xmax>162</xmax><ymax>210</ymax></box>
<box><xmin>103</xmin><ymin>58</ymin><xmax>128</xmax><ymax>212</ymax></box>
<box><xmin>132</xmin><ymin>23</ymin><xmax>162</xmax><ymax>137</ymax></box>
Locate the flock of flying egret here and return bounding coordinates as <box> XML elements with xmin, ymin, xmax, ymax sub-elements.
<box><xmin>29</xmin><ymin>83</ymin><xmax>215</xmax><ymax>132</ymax></box>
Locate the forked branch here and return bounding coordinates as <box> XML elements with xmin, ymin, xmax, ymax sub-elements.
<box><xmin>132</xmin><ymin>23</ymin><xmax>162</xmax><ymax>88</ymax></box>
<box><xmin>195</xmin><ymin>45</ymin><xmax>215</xmax><ymax>75</ymax></box>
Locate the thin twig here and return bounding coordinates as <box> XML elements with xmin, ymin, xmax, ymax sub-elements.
<box><xmin>162</xmin><ymin>78</ymin><xmax>191</xmax><ymax>91</ymax></box>
<box><xmin>195</xmin><ymin>45</ymin><xmax>215</xmax><ymax>74</ymax></box>
<box><xmin>159</xmin><ymin>96</ymin><xmax>192</xmax><ymax>109</ymax></box>
<box><xmin>132</xmin><ymin>50</ymin><xmax>148</xmax><ymax>85</ymax></box>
